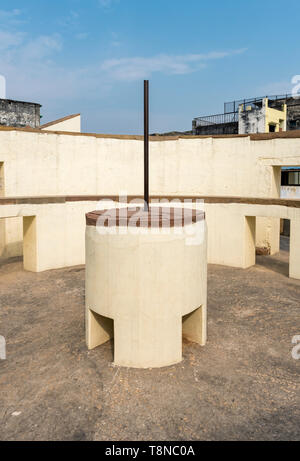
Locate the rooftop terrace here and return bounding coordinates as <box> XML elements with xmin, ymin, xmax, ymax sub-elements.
<box><xmin>0</xmin><ymin>237</ymin><xmax>299</xmax><ymax>441</ymax></box>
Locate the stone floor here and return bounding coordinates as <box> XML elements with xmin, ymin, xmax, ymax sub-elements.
<box><xmin>0</xmin><ymin>237</ymin><xmax>299</xmax><ymax>441</ymax></box>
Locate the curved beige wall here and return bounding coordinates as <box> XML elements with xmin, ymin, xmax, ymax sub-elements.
<box><xmin>85</xmin><ymin>218</ymin><xmax>207</xmax><ymax>368</ymax></box>
<box><xmin>1</xmin><ymin>130</ymin><xmax>300</xmax><ymax>198</ymax></box>
<box><xmin>1</xmin><ymin>128</ymin><xmax>300</xmax><ymax>258</ymax></box>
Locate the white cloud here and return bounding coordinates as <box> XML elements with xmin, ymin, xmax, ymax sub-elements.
<box><xmin>0</xmin><ymin>30</ymin><xmax>67</xmax><ymax>104</ymax></box>
<box><xmin>98</xmin><ymin>0</ymin><xmax>118</xmax><ymax>8</ymax></box>
<box><xmin>0</xmin><ymin>9</ymin><xmax>22</xmax><ymax>20</ymax></box>
<box><xmin>76</xmin><ymin>32</ymin><xmax>89</xmax><ymax>40</ymax></box>
<box><xmin>256</xmin><ymin>80</ymin><xmax>294</xmax><ymax>96</ymax></box>
<box><xmin>109</xmin><ymin>31</ymin><xmax>121</xmax><ymax>48</ymax></box>
<box><xmin>0</xmin><ymin>7</ymin><xmax>246</xmax><ymax>124</ymax></box>
<box><xmin>101</xmin><ymin>49</ymin><xmax>246</xmax><ymax>81</ymax></box>
<box><xmin>0</xmin><ymin>42</ymin><xmax>246</xmax><ymax>107</ymax></box>
<box><xmin>0</xmin><ymin>30</ymin><xmax>24</xmax><ymax>50</ymax></box>
<box><xmin>21</xmin><ymin>34</ymin><xmax>62</xmax><ymax>61</ymax></box>
<box><xmin>0</xmin><ymin>8</ymin><xmax>25</xmax><ymax>27</ymax></box>
<box><xmin>58</xmin><ymin>10</ymin><xmax>79</xmax><ymax>28</ymax></box>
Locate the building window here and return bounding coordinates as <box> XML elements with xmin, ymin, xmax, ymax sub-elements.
<box><xmin>288</xmin><ymin>171</ymin><xmax>300</xmax><ymax>185</ymax></box>
<box><xmin>269</xmin><ymin>124</ymin><xmax>276</xmax><ymax>132</ymax></box>
<box><xmin>281</xmin><ymin>169</ymin><xmax>300</xmax><ymax>186</ymax></box>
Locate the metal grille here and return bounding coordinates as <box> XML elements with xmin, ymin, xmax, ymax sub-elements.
<box><xmin>224</xmin><ymin>94</ymin><xmax>293</xmax><ymax>114</ymax></box>
<box><xmin>194</xmin><ymin>112</ymin><xmax>239</xmax><ymax>127</ymax></box>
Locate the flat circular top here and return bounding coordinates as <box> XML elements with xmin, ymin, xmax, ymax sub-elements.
<box><xmin>86</xmin><ymin>207</ymin><xmax>205</xmax><ymax>228</ymax></box>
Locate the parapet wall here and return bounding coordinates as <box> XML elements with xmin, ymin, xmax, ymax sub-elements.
<box><xmin>1</xmin><ymin>127</ymin><xmax>300</xmax><ymax>198</ymax></box>
<box><xmin>1</xmin><ymin>127</ymin><xmax>300</xmax><ymax>259</ymax></box>
<box><xmin>1</xmin><ymin>195</ymin><xmax>299</xmax><ymax>278</ymax></box>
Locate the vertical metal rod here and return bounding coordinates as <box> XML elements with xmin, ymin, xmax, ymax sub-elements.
<box><xmin>144</xmin><ymin>80</ymin><xmax>149</xmax><ymax>211</ymax></box>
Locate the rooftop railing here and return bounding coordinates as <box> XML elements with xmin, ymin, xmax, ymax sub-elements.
<box><xmin>193</xmin><ymin>112</ymin><xmax>239</xmax><ymax>127</ymax></box>
<box><xmin>224</xmin><ymin>94</ymin><xmax>293</xmax><ymax>114</ymax></box>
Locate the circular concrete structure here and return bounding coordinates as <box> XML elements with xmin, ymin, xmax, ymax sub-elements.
<box><xmin>85</xmin><ymin>206</ymin><xmax>207</xmax><ymax>369</ymax></box>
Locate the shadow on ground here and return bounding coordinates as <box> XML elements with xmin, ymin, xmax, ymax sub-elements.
<box><xmin>255</xmin><ymin>236</ymin><xmax>290</xmax><ymax>278</ymax></box>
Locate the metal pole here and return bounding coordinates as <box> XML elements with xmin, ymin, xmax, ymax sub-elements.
<box><xmin>144</xmin><ymin>80</ymin><xmax>149</xmax><ymax>211</ymax></box>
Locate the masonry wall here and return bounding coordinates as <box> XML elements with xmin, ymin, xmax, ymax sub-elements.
<box><xmin>194</xmin><ymin>122</ymin><xmax>238</xmax><ymax>136</ymax></box>
<box><xmin>0</xmin><ymin>100</ymin><xmax>41</xmax><ymax>128</ymax></box>
<box><xmin>265</xmin><ymin>105</ymin><xmax>287</xmax><ymax>132</ymax></box>
<box><xmin>287</xmin><ymin>99</ymin><xmax>300</xmax><ymax>130</ymax></box>
<box><xmin>239</xmin><ymin>108</ymin><xmax>266</xmax><ymax>134</ymax></box>
<box><xmin>1</xmin><ymin>127</ymin><xmax>300</xmax><ymax>258</ymax></box>
<box><xmin>2</xmin><ymin>129</ymin><xmax>299</xmax><ymax>198</ymax></box>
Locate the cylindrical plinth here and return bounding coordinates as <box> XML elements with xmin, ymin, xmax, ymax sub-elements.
<box><xmin>85</xmin><ymin>207</ymin><xmax>207</xmax><ymax>368</ymax></box>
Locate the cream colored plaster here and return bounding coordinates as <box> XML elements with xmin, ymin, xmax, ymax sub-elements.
<box><xmin>40</xmin><ymin>115</ymin><xmax>81</xmax><ymax>133</ymax></box>
<box><xmin>1</xmin><ymin>130</ymin><xmax>300</xmax><ymax>258</ymax></box>
<box><xmin>85</xmin><ymin>218</ymin><xmax>207</xmax><ymax>368</ymax></box>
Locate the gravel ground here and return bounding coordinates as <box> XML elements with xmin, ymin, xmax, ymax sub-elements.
<box><xmin>0</xmin><ymin>236</ymin><xmax>299</xmax><ymax>441</ymax></box>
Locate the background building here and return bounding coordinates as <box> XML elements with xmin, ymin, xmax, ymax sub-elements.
<box><xmin>0</xmin><ymin>98</ymin><xmax>41</xmax><ymax>129</ymax></box>
<box><xmin>281</xmin><ymin>167</ymin><xmax>300</xmax><ymax>198</ymax></box>
<box><xmin>193</xmin><ymin>94</ymin><xmax>300</xmax><ymax>135</ymax></box>
<box><xmin>238</xmin><ymin>98</ymin><xmax>286</xmax><ymax>134</ymax></box>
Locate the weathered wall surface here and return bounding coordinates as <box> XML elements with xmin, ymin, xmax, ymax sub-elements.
<box><xmin>0</xmin><ymin>100</ymin><xmax>41</xmax><ymax>128</ymax></box>
<box><xmin>286</xmin><ymin>99</ymin><xmax>300</xmax><ymax>131</ymax></box>
<box><xmin>1</xmin><ymin>127</ymin><xmax>300</xmax><ymax>258</ymax></box>
<box><xmin>239</xmin><ymin>108</ymin><xmax>266</xmax><ymax>134</ymax></box>
<box><xmin>239</xmin><ymin>99</ymin><xmax>286</xmax><ymax>134</ymax></box>
<box><xmin>193</xmin><ymin>122</ymin><xmax>238</xmax><ymax>136</ymax></box>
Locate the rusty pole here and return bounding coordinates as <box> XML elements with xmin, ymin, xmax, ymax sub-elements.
<box><xmin>144</xmin><ymin>80</ymin><xmax>149</xmax><ymax>211</ymax></box>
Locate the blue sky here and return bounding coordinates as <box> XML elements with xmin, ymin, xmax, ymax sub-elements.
<box><xmin>0</xmin><ymin>0</ymin><xmax>300</xmax><ymax>134</ymax></box>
